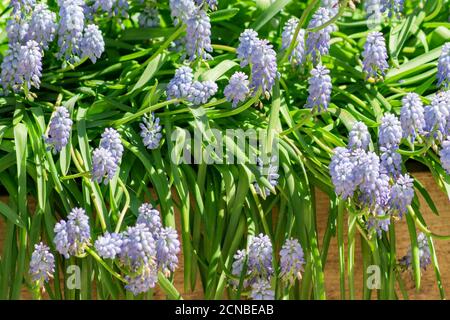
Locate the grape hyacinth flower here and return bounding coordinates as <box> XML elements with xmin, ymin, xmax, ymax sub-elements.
<box><xmin>100</xmin><ymin>128</ymin><xmax>123</xmax><ymax>164</ymax></box>
<box><xmin>166</xmin><ymin>66</ymin><xmax>194</xmax><ymax>100</ymax></box>
<box><xmin>185</xmin><ymin>8</ymin><xmax>213</xmax><ymax>61</ymax></box>
<box><xmin>124</xmin><ymin>264</ymin><xmax>158</xmax><ymax>295</ymax></box>
<box><xmin>281</xmin><ymin>18</ymin><xmax>306</xmax><ymax>66</ymax></box>
<box><xmin>0</xmin><ymin>44</ymin><xmax>21</xmax><ymax>94</ymax></box>
<box><xmin>57</xmin><ymin>0</ymin><xmax>85</xmax><ymax>62</ymax></box>
<box><xmin>120</xmin><ymin>224</ymin><xmax>158</xmax><ymax>294</ymax></box>
<box><xmin>400</xmin><ymin>92</ymin><xmax>425</xmax><ymax>142</ymax></box>
<box><xmin>440</xmin><ymin>139</ymin><xmax>450</xmax><ymax>174</ymax></box>
<box><xmin>365</xmin><ymin>174</ymin><xmax>391</xmax><ymax>236</ymax></box>
<box><xmin>329</xmin><ymin>147</ymin><xmax>358</xmax><ymax>199</ymax></box>
<box><xmin>140</xmin><ymin>113</ymin><xmax>163</xmax><ymax>150</ymax></box>
<box><xmin>80</xmin><ymin>24</ymin><xmax>105</xmax><ymax>63</ymax></box>
<box><xmin>114</xmin><ymin>0</ymin><xmax>130</xmax><ymax>18</ymax></box>
<box><xmin>400</xmin><ymin>233</ymin><xmax>431</xmax><ymax>270</ymax></box>
<box><xmin>91</xmin><ymin>147</ymin><xmax>118</xmax><ymax>184</ymax></box>
<box><xmin>359</xmin><ymin>150</ymin><xmax>381</xmax><ymax>192</ymax></box>
<box><xmin>250</xmin><ymin>279</ymin><xmax>274</xmax><ymax>300</ymax></box>
<box><xmin>54</xmin><ymin>207</ymin><xmax>91</xmax><ymax>258</ymax></box>
<box><xmin>83</xmin><ymin>2</ymin><xmax>95</xmax><ymax>21</ymax></box>
<box><xmin>254</xmin><ymin>156</ymin><xmax>279</xmax><ymax>197</ymax></box>
<box><xmin>11</xmin><ymin>0</ymin><xmax>36</xmax><ymax>15</ymax></box>
<box><xmin>93</xmin><ymin>0</ymin><xmax>115</xmax><ymax>14</ymax></box>
<box><xmin>120</xmin><ymin>224</ymin><xmax>156</xmax><ymax>269</ymax></box>
<box><xmin>306</xmin><ymin>7</ymin><xmax>336</xmax><ymax>63</ymax></box>
<box><xmin>367</xmin><ymin>218</ymin><xmax>390</xmax><ymax>238</ymax></box>
<box><xmin>138</xmin><ymin>7</ymin><xmax>160</xmax><ymax>28</ymax></box>
<box><xmin>187</xmin><ymin>80</ymin><xmax>218</xmax><ymax>105</ymax></box>
<box><xmin>95</xmin><ymin>232</ymin><xmax>123</xmax><ymax>259</ymax></box>
<box><xmin>279</xmin><ymin>238</ymin><xmax>305</xmax><ymax>284</ymax></box>
<box><xmin>137</xmin><ymin>203</ymin><xmax>162</xmax><ymax>238</ymax></box>
<box><xmin>93</xmin><ymin>0</ymin><xmax>129</xmax><ymax>18</ymax></box>
<box><xmin>6</xmin><ymin>17</ymin><xmax>29</xmax><ymax>45</ymax></box>
<box><xmin>18</xmin><ymin>40</ymin><xmax>43</xmax><ymax>91</ymax></box>
<box><xmin>250</xmin><ymin>39</ymin><xmax>278</xmax><ymax>94</ymax></box>
<box><xmin>29</xmin><ymin>242</ymin><xmax>55</xmax><ymax>285</ymax></box>
<box><xmin>237</xmin><ymin>29</ymin><xmax>259</xmax><ymax>67</ymax></box>
<box><xmin>378</xmin><ymin>113</ymin><xmax>402</xmax><ymax>148</ymax></box>
<box><xmin>321</xmin><ymin>0</ymin><xmax>339</xmax><ymax>15</ymax></box>
<box><xmin>417</xmin><ymin>232</ymin><xmax>432</xmax><ymax>269</ymax></box>
<box><xmin>362</xmin><ymin>31</ymin><xmax>389</xmax><ymax>80</ymax></box>
<box><xmin>362</xmin><ymin>172</ymin><xmax>390</xmax><ymax>210</ymax></box>
<box><xmin>437</xmin><ymin>43</ymin><xmax>450</xmax><ymax>88</ymax></box>
<box><xmin>248</xmin><ymin>234</ymin><xmax>273</xmax><ymax>277</ymax></box>
<box><xmin>338</xmin><ymin>148</ymin><xmax>379</xmax><ymax>194</ymax></box>
<box><xmin>27</xmin><ymin>4</ymin><xmax>57</xmax><ymax>49</ymax></box>
<box><xmin>365</xmin><ymin>0</ymin><xmax>383</xmax><ymax>28</ymax></box>
<box><xmin>169</xmin><ymin>0</ymin><xmax>196</xmax><ymax>25</ymax></box>
<box><xmin>0</xmin><ymin>41</ymin><xmax>41</xmax><ymax>94</ymax></box>
<box><xmin>156</xmin><ymin>227</ymin><xmax>180</xmax><ymax>275</ymax></box>
<box><xmin>231</xmin><ymin>249</ymin><xmax>247</xmax><ymax>287</ymax></box>
<box><xmin>367</xmin><ymin>210</ymin><xmax>391</xmax><ymax>236</ymax></box>
<box><xmin>380</xmin><ymin>146</ymin><xmax>402</xmax><ymax>178</ymax></box>
<box><xmin>195</xmin><ymin>0</ymin><xmax>218</xmax><ymax>10</ymax></box>
<box><xmin>305</xmin><ymin>64</ymin><xmax>332</xmax><ymax>112</ymax></box>
<box><xmin>45</xmin><ymin>106</ymin><xmax>73</xmax><ymax>153</ymax></box>
<box><xmin>119</xmin><ymin>223</ymin><xmax>158</xmax><ymax>295</ymax></box>
<box><xmin>389</xmin><ymin>174</ymin><xmax>414</xmax><ymax>217</ymax></box>
<box><xmin>381</xmin><ymin>0</ymin><xmax>404</xmax><ymax>18</ymax></box>
<box><xmin>224</xmin><ymin>72</ymin><xmax>250</xmax><ymax>108</ymax></box>
<box><xmin>424</xmin><ymin>91</ymin><xmax>450</xmax><ymax>140</ymax></box>
<box><xmin>170</xmin><ymin>38</ymin><xmax>186</xmax><ymax>53</ymax></box>
<box><xmin>348</xmin><ymin>121</ymin><xmax>370</xmax><ymax>150</ymax></box>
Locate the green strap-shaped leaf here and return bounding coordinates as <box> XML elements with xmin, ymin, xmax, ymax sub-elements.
<box><xmin>131</xmin><ymin>53</ymin><xmax>167</xmax><ymax>93</ymax></box>
<box><xmin>11</xmin><ymin>119</ymin><xmax>28</xmax><ymax>299</ymax></box>
<box><xmin>0</xmin><ymin>201</ymin><xmax>24</xmax><ymax>228</ymax></box>
<box><xmin>250</xmin><ymin>0</ymin><xmax>292</xmax><ymax>31</ymax></box>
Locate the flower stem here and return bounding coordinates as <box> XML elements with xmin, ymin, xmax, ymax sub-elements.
<box><xmin>85</xmin><ymin>247</ymin><xmax>126</xmax><ymax>283</ymax></box>
<box><xmin>61</xmin><ymin>171</ymin><xmax>91</xmax><ymax>180</ymax></box>
<box><xmin>211</xmin><ymin>44</ymin><xmax>237</xmax><ymax>53</ymax></box>
<box><xmin>408</xmin><ymin>206</ymin><xmax>450</xmax><ymax>240</ymax></box>
<box><xmin>306</xmin><ymin>0</ymin><xmax>349</xmax><ymax>32</ymax></box>
<box><xmin>279</xmin><ymin>0</ymin><xmax>320</xmax><ymax>65</ymax></box>
<box><xmin>114</xmin><ymin>178</ymin><xmax>131</xmax><ymax>233</ymax></box>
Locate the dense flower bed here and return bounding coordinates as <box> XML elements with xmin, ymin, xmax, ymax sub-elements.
<box><xmin>0</xmin><ymin>0</ymin><xmax>449</xmax><ymax>300</ymax></box>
